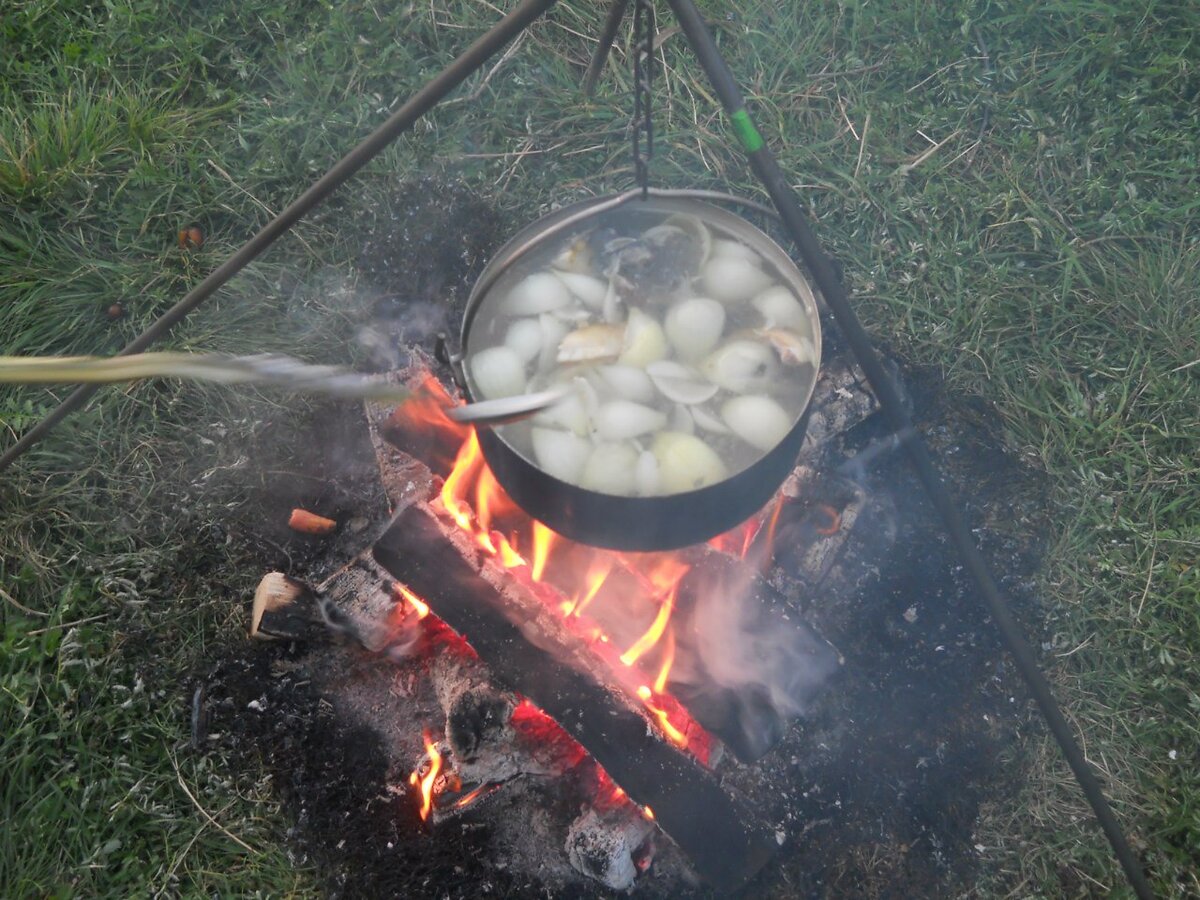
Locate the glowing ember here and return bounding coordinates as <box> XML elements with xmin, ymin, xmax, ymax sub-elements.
<box><xmin>816</xmin><ymin>503</ymin><xmax>842</xmax><ymax>536</ymax></box>
<box><xmin>453</xmin><ymin>783</ymin><xmax>497</xmax><ymax>810</ymax></box>
<box><xmin>409</xmin><ymin>730</ymin><xmax>442</xmax><ymax>822</ymax></box>
<box><xmin>643</xmin><ymin>806</ymin><xmax>655</xmax><ymax>820</ymax></box>
<box><xmin>393</xmin><ymin>583</ymin><xmax>430</xmax><ymax>619</ymax></box>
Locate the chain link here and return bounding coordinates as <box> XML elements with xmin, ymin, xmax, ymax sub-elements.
<box><xmin>631</xmin><ymin>0</ymin><xmax>656</xmax><ymax>198</ymax></box>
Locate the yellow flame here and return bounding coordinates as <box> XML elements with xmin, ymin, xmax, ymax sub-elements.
<box><xmin>394</xmin><ymin>583</ymin><xmax>430</xmax><ymax>619</ymax></box>
<box><xmin>530</xmin><ymin>520</ymin><xmax>556</xmax><ymax>582</ymax></box>
<box><xmin>411</xmin><ymin>730</ymin><xmax>442</xmax><ymax>821</ymax></box>
<box><xmin>620</xmin><ymin>587</ymin><xmax>674</xmax><ymax>666</ymax></box>
<box><xmin>653</xmin><ymin>630</ymin><xmax>675</xmax><ymax>694</ymax></box>
<box><xmin>441</xmin><ymin>429</ymin><xmax>484</xmax><ymax>531</ymax></box>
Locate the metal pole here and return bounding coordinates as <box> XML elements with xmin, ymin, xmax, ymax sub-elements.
<box><xmin>663</xmin><ymin>1</ymin><xmax>1154</xmax><ymax>897</ymax></box>
<box><xmin>0</xmin><ymin>0</ymin><xmax>562</xmax><ymax>475</ymax></box>
<box><xmin>582</xmin><ymin>0</ymin><xmax>630</xmax><ymax>96</ymax></box>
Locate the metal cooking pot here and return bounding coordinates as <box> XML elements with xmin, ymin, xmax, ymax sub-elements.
<box><xmin>453</xmin><ymin>190</ymin><xmax>822</xmax><ymax>551</ymax></box>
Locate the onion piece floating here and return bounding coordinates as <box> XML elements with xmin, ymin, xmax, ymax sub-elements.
<box><xmin>536</xmin><ymin>314</ymin><xmax>570</xmax><ymax>371</ymax></box>
<box><xmin>710</xmin><ymin>237</ymin><xmax>762</xmax><ymax>264</ymax></box>
<box><xmin>504</xmin><ymin>318</ymin><xmax>543</xmax><ymax>364</ymax></box>
<box><xmin>503</xmin><ymin>271</ymin><xmax>572</xmax><ymax>316</ymax></box>
<box><xmin>701</xmin><ymin>339</ymin><xmax>779</xmax><ymax>393</ymax></box>
<box><xmin>554</xmin><ymin>271</ymin><xmax>609</xmax><ymax>308</ymax></box>
<box><xmin>593</xmin><ymin>400</ymin><xmax>668</xmax><ymax>442</ymax></box>
<box><xmin>580</xmin><ymin>442</ymin><xmax>639</xmax><ymax>496</ymax></box>
<box><xmin>721</xmin><ymin>395</ymin><xmax>793</xmax><ymax>451</ymax></box>
<box><xmin>531</xmin><ymin>427</ymin><xmax>593</xmax><ymax>484</ymax></box>
<box><xmin>557</xmin><ymin>323</ymin><xmax>625</xmax><ymax>363</ymax></box>
<box><xmin>595</xmin><ymin>364</ymin><xmax>656</xmax><ymax>403</ymax></box>
<box><xmin>752</xmin><ymin>285</ymin><xmax>807</xmax><ymax>330</ymax></box>
<box><xmin>652</xmin><ymin>431</ymin><xmax>728</xmax><ymax>493</ymax></box>
<box><xmin>691</xmin><ymin>403</ymin><xmax>731</xmax><ymax>435</ymax></box>
<box><xmin>532</xmin><ymin>376</ymin><xmax>594</xmax><ymax>435</ymax></box>
<box><xmin>470</xmin><ymin>346</ymin><xmax>526</xmax><ymax>400</ymax></box>
<box><xmin>700</xmin><ymin>256</ymin><xmax>777</xmax><ymax>304</ymax></box>
<box><xmin>664</xmin><ymin>296</ymin><xmax>726</xmax><ymax>362</ymax></box>
<box><xmin>646</xmin><ymin>360</ymin><xmax>719</xmax><ymax>405</ymax></box>
<box><xmin>618</xmin><ymin>308</ymin><xmax>668</xmax><ymax>368</ymax></box>
<box><xmin>635</xmin><ymin>449</ymin><xmax>662</xmax><ymax>496</ymax></box>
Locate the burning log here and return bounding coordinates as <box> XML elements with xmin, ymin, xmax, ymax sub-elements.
<box><xmin>373</xmin><ymin>502</ymin><xmax>777</xmax><ymax>892</ymax></box>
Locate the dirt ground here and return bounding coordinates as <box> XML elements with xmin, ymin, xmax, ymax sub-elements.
<box><xmin>186</xmin><ymin>182</ymin><xmax>1049</xmax><ymax>898</ymax></box>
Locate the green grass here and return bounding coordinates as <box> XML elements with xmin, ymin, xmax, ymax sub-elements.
<box><xmin>2</xmin><ymin>0</ymin><xmax>1198</xmax><ymax>895</ymax></box>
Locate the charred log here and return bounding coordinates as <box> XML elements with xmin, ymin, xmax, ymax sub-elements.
<box><xmin>373</xmin><ymin>504</ymin><xmax>777</xmax><ymax>893</ymax></box>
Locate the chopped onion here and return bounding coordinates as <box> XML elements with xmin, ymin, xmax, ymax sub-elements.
<box><xmin>595</xmin><ymin>364</ymin><xmax>656</xmax><ymax>403</ymax></box>
<box><xmin>593</xmin><ymin>400</ymin><xmax>668</xmax><ymax>441</ymax></box>
<box><xmin>700</xmin><ymin>256</ymin><xmax>776</xmax><ymax>304</ymax></box>
<box><xmin>752</xmin><ymin>285</ymin><xmax>806</xmax><ymax>330</ymax></box>
<box><xmin>504</xmin><ymin>318</ymin><xmax>543</xmax><ymax>364</ymax></box>
<box><xmin>580</xmin><ymin>442</ymin><xmax>639</xmax><ymax>496</ymax></box>
<box><xmin>635</xmin><ymin>449</ymin><xmax>662</xmax><ymax>496</ymax></box>
<box><xmin>618</xmin><ymin>307</ymin><xmax>668</xmax><ymax>368</ymax></box>
<box><xmin>664</xmin><ymin>296</ymin><xmax>726</xmax><ymax>362</ymax></box>
<box><xmin>721</xmin><ymin>395</ymin><xmax>793</xmax><ymax>451</ymax></box>
<box><xmin>646</xmin><ymin>360</ymin><xmax>719</xmax><ymax>405</ymax></box>
<box><xmin>502</xmin><ymin>271</ymin><xmax>572</xmax><ymax>316</ymax></box>
<box><xmin>554</xmin><ymin>271</ymin><xmax>609</xmax><ymax>308</ymax></box>
<box><xmin>470</xmin><ymin>346</ymin><xmax>526</xmax><ymax>400</ymax></box>
<box><xmin>531</xmin><ymin>427</ymin><xmax>592</xmax><ymax>484</ymax></box>
<box><xmin>652</xmin><ymin>431</ymin><xmax>728</xmax><ymax>493</ymax></box>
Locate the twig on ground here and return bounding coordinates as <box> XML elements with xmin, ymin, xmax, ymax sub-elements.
<box><xmin>853</xmin><ymin>111</ymin><xmax>871</xmax><ymax>180</ymax></box>
<box><xmin>170</xmin><ymin>750</ymin><xmax>257</xmax><ymax>854</ymax></box>
<box><xmin>0</xmin><ymin>584</ymin><xmax>51</xmax><ymax>618</ymax></box>
<box><xmin>27</xmin><ymin>614</ymin><xmax>110</xmax><ymax>636</ymax></box>
<box><xmin>896</xmin><ymin>129</ymin><xmax>962</xmax><ymax>176</ymax></box>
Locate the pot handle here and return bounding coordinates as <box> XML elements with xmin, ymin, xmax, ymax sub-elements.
<box><xmin>434</xmin><ymin>332</ymin><xmax>468</xmax><ymax>391</ymax></box>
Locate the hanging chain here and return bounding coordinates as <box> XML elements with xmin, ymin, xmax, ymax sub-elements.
<box><xmin>631</xmin><ymin>0</ymin><xmax>656</xmax><ymax>198</ymax></box>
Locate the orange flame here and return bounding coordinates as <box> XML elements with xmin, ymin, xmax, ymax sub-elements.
<box><xmin>409</xmin><ymin>730</ymin><xmax>442</xmax><ymax>821</ymax></box>
<box><xmin>496</xmin><ymin>533</ymin><xmax>525</xmax><ymax>568</ymax></box>
<box><xmin>636</xmin><ymin>684</ymin><xmax>689</xmax><ymax>747</ymax></box>
<box><xmin>442</xmin><ymin>430</ymin><xmax>485</xmax><ymax>532</ymax></box>
<box><xmin>652</xmin><ymin>629</ymin><xmax>675</xmax><ymax>694</ymax></box>
<box><xmin>393</xmin><ymin>583</ymin><xmax>430</xmax><ymax>619</ymax></box>
<box><xmin>453</xmin><ymin>783</ymin><xmax>494</xmax><ymax>810</ymax></box>
<box><xmin>529</xmin><ymin>520</ymin><xmax>557</xmax><ymax>582</ymax></box>
<box><xmin>620</xmin><ymin>585</ymin><xmax>675</xmax><ymax>667</ymax></box>
<box><xmin>566</xmin><ymin>556</ymin><xmax>613</xmax><ymax>618</ymax></box>
<box><xmin>643</xmin><ymin>805</ymin><xmax>655</xmax><ymax>820</ymax></box>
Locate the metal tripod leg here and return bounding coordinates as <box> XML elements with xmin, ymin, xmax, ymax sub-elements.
<box><xmin>662</xmin><ymin>1</ymin><xmax>1153</xmax><ymax>896</ymax></box>
<box><xmin>582</xmin><ymin>0</ymin><xmax>631</xmax><ymax>96</ymax></box>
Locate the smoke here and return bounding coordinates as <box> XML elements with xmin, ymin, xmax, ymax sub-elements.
<box><xmin>670</xmin><ymin>556</ymin><xmax>841</xmax><ymax>760</ymax></box>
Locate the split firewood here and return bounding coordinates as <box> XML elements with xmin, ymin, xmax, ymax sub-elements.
<box><xmin>250</xmin><ymin>572</ymin><xmax>328</xmax><ymax>641</ymax></box>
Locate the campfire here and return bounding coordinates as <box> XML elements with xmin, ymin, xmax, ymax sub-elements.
<box><xmin>248</xmin><ymin>347</ymin><xmax>884</xmax><ymax>892</ymax></box>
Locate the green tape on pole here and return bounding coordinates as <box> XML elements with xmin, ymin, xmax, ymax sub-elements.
<box><xmin>729</xmin><ymin>108</ymin><xmax>765</xmax><ymax>153</ymax></box>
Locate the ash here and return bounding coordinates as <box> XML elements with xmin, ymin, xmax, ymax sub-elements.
<box><xmin>194</xmin><ymin>181</ymin><xmax>1047</xmax><ymax>898</ymax></box>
